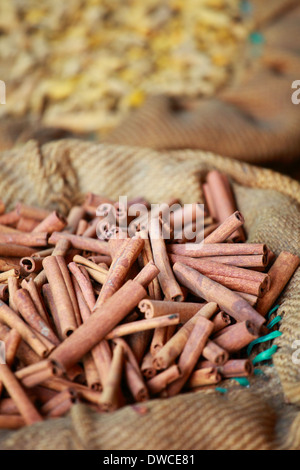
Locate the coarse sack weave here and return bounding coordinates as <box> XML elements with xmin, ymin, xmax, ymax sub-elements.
<box><xmin>1</xmin><ymin>138</ymin><xmax>300</xmax><ymax>450</ymax></box>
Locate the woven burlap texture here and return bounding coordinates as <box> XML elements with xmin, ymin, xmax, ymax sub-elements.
<box><xmin>0</xmin><ymin>138</ymin><xmax>300</xmax><ymax>450</ymax></box>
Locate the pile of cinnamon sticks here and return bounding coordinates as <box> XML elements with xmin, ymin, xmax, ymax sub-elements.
<box><xmin>0</xmin><ymin>170</ymin><xmax>299</xmax><ymax>430</ymax></box>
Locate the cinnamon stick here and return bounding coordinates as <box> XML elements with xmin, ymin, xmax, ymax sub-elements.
<box><xmin>256</xmin><ymin>251</ymin><xmax>300</xmax><ymax>316</ymax></box>
<box><xmin>0</xmin><ymin>244</ymin><xmax>35</xmax><ymax>257</ymax></box>
<box><xmin>15</xmin><ymin>203</ymin><xmax>50</xmax><ymax>221</ymax></box>
<box><xmin>217</xmin><ymin>359</ymin><xmax>254</xmax><ymax>378</ymax></box>
<box><xmin>0</xmin><ymin>414</ymin><xmax>26</xmax><ymax>429</ymax></box>
<box><xmin>68</xmin><ymin>262</ymin><xmax>96</xmax><ymax>311</ymax></box>
<box><xmin>19</xmin><ymin>256</ymin><xmax>44</xmax><ymax>275</ymax></box>
<box><xmin>169</xmin><ymin>253</ymin><xmax>270</xmax><ymax>296</ymax></box>
<box><xmin>205</xmin><ymin>170</ymin><xmax>245</xmax><ymax>242</ymax></box>
<box><xmin>140</xmin><ymin>351</ymin><xmax>157</xmax><ymax>379</ymax></box>
<box><xmin>98</xmin><ymin>343</ymin><xmax>124</xmax><ymax>412</ymax></box>
<box><xmin>14</xmin><ymin>289</ymin><xmax>60</xmax><ymax>347</ymax></box>
<box><xmin>94</xmin><ymin>237</ymin><xmax>144</xmax><ymax>308</ymax></box>
<box><xmin>203</xmin><ymin>211</ymin><xmax>244</xmax><ymax>244</ymax></box>
<box><xmin>138</xmin><ymin>298</ymin><xmax>205</xmax><ymax>322</ymax></box>
<box><xmin>49</xmin><ymin>278</ymin><xmax>148</xmax><ymax>370</ymax></box>
<box><xmin>167</xmin><ymin>315</ymin><xmax>214</xmax><ymax>396</ymax></box>
<box><xmin>0</xmin><ymin>364</ymin><xmax>43</xmax><ymax>425</ymax></box>
<box><xmin>124</xmin><ymin>360</ymin><xmax>149</xmax><ymax>402</ymax></box>
<box><xmin>0</xmin><ymin>232</ymin><xmax>49</xmax><ymax>247</ymax></box>
<box><xmin>149</xmin><ymin>217</ymin><xmax>184</xmax><ymax>302</ymax></box>
<box><xmin>152</xmin><ymin>303</ymin><xmax>218</xmax><ymax>370</ymax></box>
<box><xmin>173</xmin><ymin>262</ymin><xmax>266</xmax><ymax>330</ymax></box>
<box><xmin>0</xmin><ymin>284</ymin><xmax>8</xmax><ymax>302</ymax></box>
<box><xmin>16</xmin><ymin>217</ymin><xmax>40</xmax><ymax>232</ymax></box>
<box><xmin>213</xmin><ymin>321</ymin><xmax>259</xmax><ymax>353</ymax></box>
<box><xmin>105</xmin><ymin>314</ymin><xmax>180</xmax><ymax>340</ymax></box>
<box><xmin>147</xmin><ymin>365</ymin><xmax>181</xmax><ymax>395</ymax></box>
<box><xmin>42</xmin><ymin>256</ymin><xmax>78</xmax><ymax>338</ymax></box>
<box><xmin>32</xmin><ymin>211</ymin><xmax>67</xmax><ymax>234</ymax></box>
<box><xmin>187</xmin><ymin>367</ymin><xmax>221</xmax><ymax>388</ymax></box>
<box><xmin>0</xmin><ymin>300</ymin><xmax>50</xmax><ymax>358</ymax></box>
<box><xmin>48</xmin><ymin>231</ymin><xmax>110</xmax><ymax>255</ymax></box>
<box><xmin>167</xmin><ymin>243</ymin><xmax>267</xmax><ymax>257</ymax></box>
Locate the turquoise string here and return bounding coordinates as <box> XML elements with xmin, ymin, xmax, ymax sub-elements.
<box><xmin>215</xmin><ymin>304</ymin><xmax>281</xmax><ymax>391</ymax></box>
<box><xmin>247</xmin><ymin>330</ymin><xmax>282</xmax><ymax>356</ymax></box>
<box><xmin>252</xmin><ymin>345</ymin><xmax>278</xmax><ymax>366</ymax></box>
<box><xmin>230</xmin><ymin>377</ymin><xmax>250</xmax><ymax>387</ymax></box>
<box><xmin>247</xmin><ymin>304</ymin><xmax>281</xmax><ymax>365</ymax></box>
<box><xmin>240</xmin><ymin>0</ymin><xmax>253</xmax><ymax>16</ymax></box>
<box><xmin>267</xmin><ymin>304</ymin><xmax>280</xmax><ymax>320</ymax></box>
<box><xmin>267</xmin><ymin>315</ymin><xmax>282</xmax><ymax>329</ymax></box>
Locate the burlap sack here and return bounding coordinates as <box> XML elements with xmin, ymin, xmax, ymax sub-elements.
<box><xmin>0</xmin><ymin>138</ymin><xmax>300</xmax><ymax>450</ymax></box>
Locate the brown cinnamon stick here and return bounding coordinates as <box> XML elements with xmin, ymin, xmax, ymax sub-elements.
<box><xmin>187</xmin><ymin>367</ymin><xmax>221</xmax><ymax>388</ymax></box>
<box><xmin>124</xmin><ymin>360</ymin><xmax>149</xmax><ymax>402</ymax></box>
<box><xmin>0</xmin><ymin>244</ymin><xmax>35</xmax><ymax>258</ymax></box>
<box><xmin>16</xmin><ymin>217</ymin><xmax>40</xmax><ymax>232</ymax></box>
<box><xmin>147</xmin><ymin>365</ymin><xmax>181</xmax><ymax>395</ymax></box>
<box><xmin>149</xmin><ymin>217</ymin><xmax>184</xmax><ymax>302</ymax></box>
<box><xmin>105</xmin><ymin>314</ymin><xmax>180</xmax><ymax>340</ymax></box>
<box><xmin>217</xmin><ymin>359</ymin><xmax>254</xmax><ymax>378</ymax></box>
<box><xmin>15</xmin><ymin>203</ymin><xmax>50</xmax><ymax>221</ymax></box>
<box><xmin>0</xmin><ymin>364</ymin><xmax>43</xmax><ymax>425</ymax></box>
<box><xmin>203</xmin><ymin>211</ymin><xmax>244</xmax><ymax>244</ymax></box>
<box><xmin>140</xmin><ymin>351</ymin><xmax>157</xmax><ymax>379</ymax></box>
<box><xmin>152</xmin><ymin>303</ymin><xmax>218</xmax><ymax>370</ymax></box>
<box><xmin>169</xmin><ymin>253</ymin><xmax>269</xmax><ymax>297</ymax></box>
<box><xmin>256</xmin><ymin>251</ymin><xmax>300</xmax><ymax>316</ymax></box>
<box><xmin>213</xmin><ymin>321</ymin><xmax>259</xmax><ymax>353</ymax></box>
<box><xmin>94</xmin><ymin>237</ymin><xmax>144</xmax><ymax>309</ymax></box>
<box><xmin>14</xmin><ymin>289</ymin><xmax>60</xmax><ymax>347</ymax></box>
<box><xmin>138</xmin><ymin>299</ymin><xmax>205</xmax><ymax>322</ymax></box>
<box><xmin>98</xmin><ymin>343</ymin><xmax>124</xmax><ymax>412</ymax></box>
<box><xmin>68</xmin><ymin>262</ymin><xmax>96</xmax><ymax>311</ymax></box>
<box><xmin>32</xmin><ymin>211</ymin><xmax>67</xmax><ymax>234</ymax></box>
<box><xmin>167</xmin><ymin>315</ymin><xmax>214</xmax><ymax>396</ymax></box>
<box><xmin>49</xmin><ymin>278</ymin><xmax>148</xmax><ymax>370</ymax></box>
<box><xmin>0</xmin><ymin>284</ymin><xmax>8</xmax><ymax>301</ymax></box>
<box><xmin>19</xmin><ymin>256</ymin><xmax>44</xmax><ymax>275</ymax></box>
<box><xmin>42</xmin><ymin>256</ymin><xmax>78</xmax><ymax>338</ymax></box>
<box><xmin>167</xmin><ymin>243</ymin><xmax>267</xmax><ymax>257</ymax></box>
<box><xmin>48</xmin><ymin>231</ymin><xmax>110</xmax><ymax>255</ymax></box>
<box><xmin>173</xmin><ymin>262</ymin><xmax>266</xmax><ymax>330</ymax></box>
<box><xmin>205</xmin><ymin>170</ymin><xmax>245</xmax><ymax>242</ymax></box>
<box><xmin>0</xmin><ymin>232</ymin><xmax>49</xmax><ymax>247</ymax></box>
<box><xmin>0</xmin><ymin>300</ymin><xmax>50</xmax><ymax>358</ymax></box>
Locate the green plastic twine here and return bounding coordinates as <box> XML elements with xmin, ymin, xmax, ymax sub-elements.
<box><xmin>267</xmin><ymin>304</ymin><xmax>280</xmax><ymax>320</ymax></box>
<box><xmin>267</xmin><ymin>315</ymin><xmax>282</xmax><ymax>329</ymax></box>
<box><xmin>252</xmin><ymin>345</ymin><xmax>278</xmax><ymax>366</ymax></box>
<box><xmin>230</xmin><ymin>377</ymin><xmax>250</xmax><ymax>387</ymax></box>
<box><xmin>247</xmin><ymin>330</ymin><xmax>282</xmax><ymax>356</ymax></box>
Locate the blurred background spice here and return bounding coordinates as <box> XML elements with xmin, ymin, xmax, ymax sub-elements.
<box><xmin>0</xmin><ymin>0</ymin><xmax>251</xmax><ymax>137</ymax></box>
